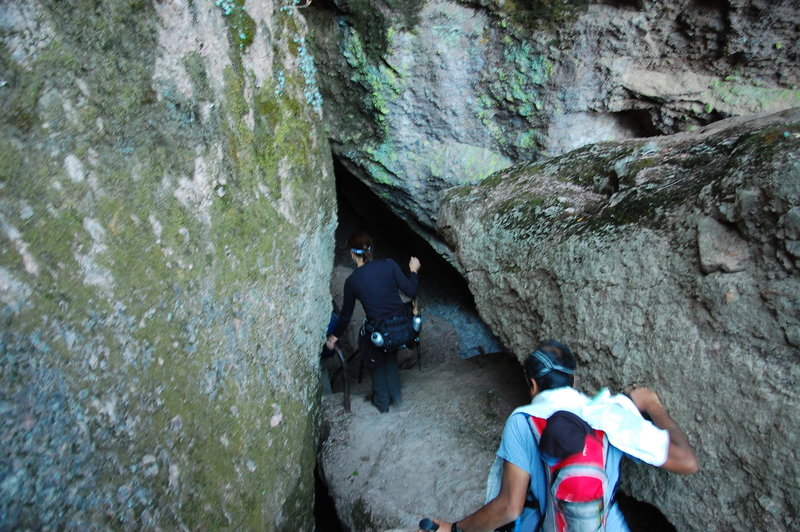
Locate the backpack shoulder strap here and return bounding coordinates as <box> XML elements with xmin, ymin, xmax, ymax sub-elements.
<box><xmin>601</xmin><ymin>431</ymin><xmax>613</xmax><ymax>526</ymax></box>
<box><xmin>520</xmin><ymin>413</ymin><xmax>553</xmax><ymax>532</ymax></box>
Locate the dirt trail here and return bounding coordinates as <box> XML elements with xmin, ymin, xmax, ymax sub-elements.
<box><xmin>319</xmin><ymin>345</ymin><xmax>530</xmax><ymax>530</ymax></box>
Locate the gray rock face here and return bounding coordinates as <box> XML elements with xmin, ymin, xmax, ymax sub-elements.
<box><xmin>1</xmin><ymin>1</ymin><xmax>334</xmax><ymax>528</ymax></box>
<box><xmin>304</xmin><ymin>0</ymin><xmax>800</xmax><ymax>254</ymax></box>
<box><xmin>697</xmin><ymin>216</ymin><xmax>751</xmax><ymax>273</ymax></box>
<box><xmin>437</xmin><ymin>109</ymin><xmax>800</xmax><ymax>530</ymax></box>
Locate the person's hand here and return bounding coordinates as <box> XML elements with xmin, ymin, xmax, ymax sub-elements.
<box><xmin>417</xmin><ymin>518</ymin><xmax>449</xmax><ymax>531</ymax></box>
<box><xmin>409</xmin><ymin>256</ymin><xmax>421</xmax><ymax>273</ymax></box>
<box><xmin>325</xmin><ymin>334</ymin><xmax>338</xmax><ymax>351</ymax></box>
<box><xmin>624</xmin><ymin>385</ymin><xmax>662</xmax><ymax>415</ymax></box>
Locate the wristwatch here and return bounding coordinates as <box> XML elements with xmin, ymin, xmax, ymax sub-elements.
<box><xmin>452</xmin><ymin>522</ymin><xmax>462</xmax><ymax>532</ymax></box>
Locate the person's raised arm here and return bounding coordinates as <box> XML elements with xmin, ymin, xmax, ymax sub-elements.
<box><xmin>392</xmin><ymin>257</ymin><xmax>419</xmax><ymax>298</ymax></box>
<box><xmin>423</xmin><ymin>460</ymin><xmax>529</xmax><ymax>532</ymax></box>
<box><xmin>627</xmin><ymin>386</ymin><xmax>699</xmax><ymax>475</ymax></box>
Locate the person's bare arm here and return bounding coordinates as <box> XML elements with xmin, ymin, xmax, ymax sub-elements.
<box><xmin>424</xmin><ymin>461</ymin><xmax>530</xmax><ymax>532</ymax></box>
<box><xmin>627</xmin><ymin>386</ymin><xmax>699</xmax><ymax>475</ymax></box>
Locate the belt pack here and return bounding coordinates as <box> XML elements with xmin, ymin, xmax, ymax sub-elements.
<box><xmin>362</xmin><ymin>304</ymin><xmax>421</xmax><ymax>352</ymax></box>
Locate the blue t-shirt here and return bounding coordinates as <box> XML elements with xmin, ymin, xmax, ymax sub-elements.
<box><xmin>497</xmin><ymin>412</ymin><xmax>630</xmax><ymax>532</ymax></box>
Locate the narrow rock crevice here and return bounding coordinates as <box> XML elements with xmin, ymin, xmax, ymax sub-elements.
<box><xmin>331</xmin><ymin>157</ymin><xmax>503</xmax><ymax>359</ymax></box>
<box><xmin>314</xmin><ymin>462</ymin><xmax>346</xmax><ymax>532</ymax></box>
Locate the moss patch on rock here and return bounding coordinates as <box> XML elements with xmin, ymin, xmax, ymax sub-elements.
<box><xmin>2</xmin><ymin>1</ymin><xmax>334</xmax><ymax>529</ymax></box>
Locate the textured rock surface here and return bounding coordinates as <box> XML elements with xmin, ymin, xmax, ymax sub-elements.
<box><xmin>437</xmin><ymin>109</ymin><xmax>800</xmax><ymax>530</ymax></box>
<box><xmin>1</xmin><ymin>1</ymin><xmax>334</xmax><ymax>528</ymax></box>
<box><xmin>304</xmin><ymin>0</ymin><xmax>800</xmax><ymax>255</ymax></box>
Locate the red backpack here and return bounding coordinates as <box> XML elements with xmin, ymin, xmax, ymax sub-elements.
<box><xmin>526</xmin><ymin>411</ymin><xmax>611</xmax><ymax>532</ymax></box>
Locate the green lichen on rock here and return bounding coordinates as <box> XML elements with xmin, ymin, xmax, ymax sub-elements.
<box><xmin>334</xmin><ymin>0</ymin><xmax>391</xmax><ymax>63</ymax></box>
<box><xmin>215</xmin><ymin>0</ymin><xmax>257</xmax><ymax>51</ymax></box>
<box><xmin>440</xmin><ymin>115</ymin><xmax>800</xmax><ymax>254</ymax></box>
<box><xmin>710</xmin><ymin>76</ymin><xmax>800</xmax><ymax>115</ymax></box>
<box><xmin>0</xmin><ymin>46</ymin><xmax>43</xmax><ymax>133</ymax></box>
<box><xmin>498</xmin><ymin>40</ymin><xmax>553</xmax><ymax>112</ymax></box>
<box><xmin>0</xmin><ymin>135</ymin><xmax>23</xmax><ymax>183</ymax></box>
<box><xmin>483</xmin><ymin>116</ymin><xmax>800</xmax><ymax>235</ymax></box>
<box><xmin>441</xmin><ymin>185</ymin><xmax>473</xmax><ymax>202</ymax></box>
<box><xmin>184</xmin><ymin>51</ymin><xmax>214</xmax><ymax>103</ymax></box>
<box><xmin>495</xmin><ymin>194</ymin><xmax>548</xmax><ymax>235</ymax></box>
<box><xmin>211</xmin><ymin>34</ymin><xmax>331</xmax><ymax>284</ymax></box>
<box><xmin>37</xmin><ymin>0</ymin><xmax>158</xmax><ymax>132</ymax></box>
<box><xmin>360</xmin><ymin>142</ymin><xmax>401</xmax><ymax>185</ymax></box>
<box><xmin>340</xmin><ymin>24</ymin><xmax>404</xmax><ymax>135</ymax></box>
<box><xmin>177</xmin><ymin>383</ymin><xmax>319</xmax><ymax>529</ymax></box>
<box><xmin>1</xmin><ymin>1</ymin><xmax>334</xmax><ymax>529</ymax></box>
<box><xmin>422</xmin><ymin>140</ymin><xmax>513</xmax><ymax>184</ymax></box>
<box><xmin>476</xmin><ymin>35</ymin><xmax>556</xmax><ymax>157</ymax></box>
<box><xmin>554</xmin><ymin>145</ymin><xmax>619</xmax><ymax>192</ymax></box>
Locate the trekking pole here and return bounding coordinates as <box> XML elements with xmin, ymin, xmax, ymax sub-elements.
<box><xmin>334</xmin><ymin>346</ymin><xmax>350</xmax><ymax>412</ymax></box>
<box><xmin>419</xmin><ymin>518</ymin><xmax>439</xmax><ymax>530</ymax></box>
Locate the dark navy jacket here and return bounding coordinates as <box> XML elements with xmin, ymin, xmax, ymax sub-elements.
<box><xmin>332</xmin><ymin>258</ymin><xmax>418</xmax><ymax>338</ymax></box>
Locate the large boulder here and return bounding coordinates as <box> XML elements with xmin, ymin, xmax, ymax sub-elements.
<box><xmin>437</xmin><ymin>109</ymin><xmax>800</xmax><ymax>530</ymax></box>
<box><xmin>1</xmin><ymin>1</ymin><xmax>334</xmax><ymax>528</ymax></box>
<box><xmin>304</xmin><ymin>0</ymin><xmax>800</xmax><ymax>256</ymax></box>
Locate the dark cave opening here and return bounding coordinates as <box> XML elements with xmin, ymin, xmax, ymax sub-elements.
<box><xmin>314</xmin><ymin>463</ymin><xmax>345</xmax><ymax>532</ymax></box>
<box><xmin>615</xmin><ymin>491</ymin><xmax>677</xmax><ymax>532</ymax></box>
<box><xmin>331</xmin><ymin>158</ymin><xmax>463</xmax><ymax>299</ymax></box>
<box><xmin>613</xmin><ymin>109</ymin><xmax>663</xmax><ymax>139</ymax></box>
<box><xmin>330</xmin><ymin>157</ymin><xmax>504</xmax><ymax>359</ymax></box>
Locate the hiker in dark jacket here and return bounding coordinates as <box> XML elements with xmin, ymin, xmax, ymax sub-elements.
<box><xmin>421</xmin><ymin>340</ymin><xmax>698</xmax><ymax>532</ymax></box>
<box><xmin>325</xmin><ymin>231</ymin><xmax>421</xmax><ymax>413</ymax></box>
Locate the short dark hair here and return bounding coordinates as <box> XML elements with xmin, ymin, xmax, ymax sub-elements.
<box><xmin>524</xmin><ymin>340</ymin><xmax>576</xmax><ymax>391</ymax></box>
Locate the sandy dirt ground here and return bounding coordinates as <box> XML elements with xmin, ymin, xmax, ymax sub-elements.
<box><xmin>319</xmin><ymin>335</ymin><xmax>530</xmax><ymax>530</ymax></box>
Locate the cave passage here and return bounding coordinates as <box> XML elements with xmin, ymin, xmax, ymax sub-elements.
<box><xmin>322</xmin><ymin>160</ymin><xmax>680</xmax><ymax>532</ymax></box>
<box><xmin>330</xmin><ymin>158</ymin><xmax>503</xmax><ymax>359</ymax></box>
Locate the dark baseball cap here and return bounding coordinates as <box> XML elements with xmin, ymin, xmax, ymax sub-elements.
<box><xmin>539</xmin><ymin>410</ymin><xmax>592</xmax><ymax>463</ymax></box>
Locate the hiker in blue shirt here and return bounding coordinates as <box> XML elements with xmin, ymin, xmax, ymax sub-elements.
<box><xmin>325</xmin><ymin>231</ymin><xmax>421</xmax><ymax>413</ymax></box>
<box><xmin>422</xmin><ymin>340</ymin><xmax>698</xmax><ymax>532</ymax></box>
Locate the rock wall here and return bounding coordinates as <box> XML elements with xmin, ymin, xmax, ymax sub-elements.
<box><xmin>304</xmin><ymin>0</ymin><xmax>800</xmax><ymax>256</ymax></box>
<box><xmin>438</xmin><ymin>109</ymin><xmax>800</xmax><ymax>530</ymax></box>
<box><xmin>1</xmin><ymin>1</ymin><xmax>335</xmax><ymax>528</ymax></box>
